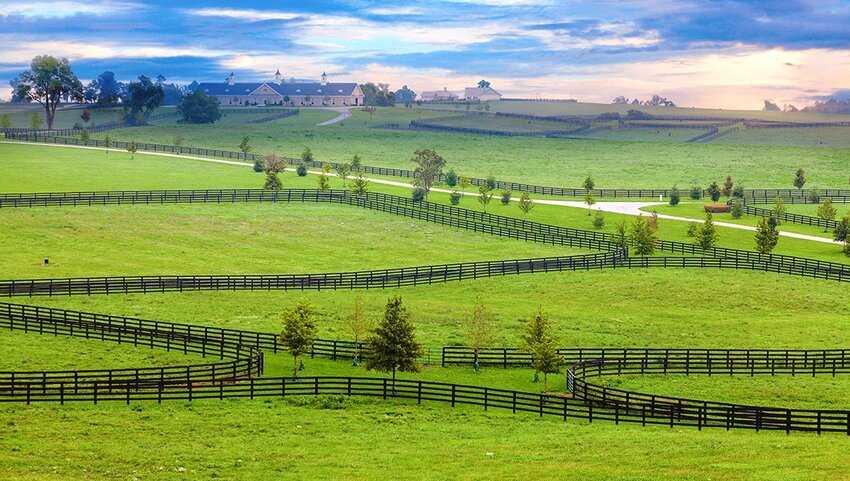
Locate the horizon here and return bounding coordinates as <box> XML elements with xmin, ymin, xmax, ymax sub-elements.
<box><xmin>2</xmin><ymin>0</ymin><xmax>850</xmax><ymax>110</ymax></box>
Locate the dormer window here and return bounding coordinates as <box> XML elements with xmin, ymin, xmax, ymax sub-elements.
<box><xmin>296</xmin><ymin>89</ymin><xmax>301</xmax><ymax>93</ymax></box>
<box><xmin>317</xmin><ymin>89</ymin><xmax>322</xmax><ymax>93</ymax></box>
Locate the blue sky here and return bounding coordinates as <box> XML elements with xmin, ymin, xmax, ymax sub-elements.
<box><xmin>2</xmin><ymin>0</ymin><xmax>849</xmax><ymax>108</ymax></box>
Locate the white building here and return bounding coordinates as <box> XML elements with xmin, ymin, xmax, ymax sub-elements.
<box><xmin>464</xmin><ymin>87</ymin><xmax>502</xmax><ymax>101</ymax></box>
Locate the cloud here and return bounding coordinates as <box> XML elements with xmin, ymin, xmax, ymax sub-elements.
<box><xmin>185</xmin><ymin>8</ymin><xmax>301</xmax><ymax>22</ymax></box>
<box><xmin>0</xmin><ymin>0</ymin><xmax>143</xmax><ymax>18</ymax></box>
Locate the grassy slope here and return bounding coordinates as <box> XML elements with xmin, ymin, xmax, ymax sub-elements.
<box><xmin>5</xmin><ymin>138</ymin><xmax>850</xmax><ymax>479</ymax></box>
<box><xmin>67</xmin><ymin>107</ymin><xmax>850</xmax><ymax>188</ymax></box>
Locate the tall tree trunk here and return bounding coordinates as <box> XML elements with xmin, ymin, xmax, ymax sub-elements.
<box><xmin>292</xmin><ymin>355</ymin><xmax>298</xmax><ymax>377</ymax></box>
<box><xmin>543</xmin><ymin>373</ymin><xmax>548</xmax><ymax>392</ymax></box>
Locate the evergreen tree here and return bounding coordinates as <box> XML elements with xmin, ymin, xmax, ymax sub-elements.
<box><xmin>629</xmin><ymin>215</ymin><xmax>657</xmax><ymax>255</ymax></box>
<box><xmin>731</xmin><ymin>199</ymin><xmax>744</xmax><ymax>218</ymax></box>
<box><xmin>689</xmin><ymin>185</ymin><xmax>702</xmax><ymax>200</ymax></box>
<box><xmin>263</xmin><ymin>171</ymin><xmax>283</xmax><ymax>191</ymax></box>
<box><xmin>694</xmin><ymin>213</ymin><xmax>718</xmax><ymax>253</ymax></box>
<box><xmin>365</xmin><ymin>296</ymin><xmax>423</xmax><ymax>383</ymax></box>
<box><xmin>722</xmin><ymin>175</ymin><xmax>733</xmax><ymax>198</ymax></box>
<box><xmin>706</xmin><ymin>181</ymin><xmax>721</xmax><ymax>202</ymax></box>
<box><xmin>500</xmin><ymin>190</ymin><xmax>512</xmax><ymax>205</ymax></box>
<box><xmin>238</xmin><ymin>136</ymin><xmax>251</xmax><ymax>156</ymax></box>
<box><xmin>445</xmin><ymin>169</ymin><xmax>458</xmax><ymax>187</ymax></box>
<box><xmin>817</xmin><ymin>198</ymin><xmax>837</xmax><ymax>232</ymax></box>
<box><xmin>592</xmin><ymin>210</ymin><xmax>605</xmax><ymax>229</ymax></box>
<box><xmin>296</xmin><ymin>162</ymin><xmax>308</xmax><ymax>176</ymax></box>
<box><xmin>669</xmin><ymin>186</ymin><xmax>680</xmax><ymax>206</ymax></box>
<box><xmin>518</xmin><ymin>191</ymin><xmax>534</xmax><ymax>219</ymax></box>
<box><xmin>793</xmin><ymin>168</ymin><xmax>806</xmax><ymax>192</ymax></box>
<box><xmin>485</xmin><ymin>175</ymin><xmax>497</xmax><ymax>191</ymax></box>
<box><xmin>583</xmin><ymin>174</ymin><xmax>595</xmax><ymax>190</ymax></box>
<box><xmin>280</xmin><ymin>298</ymin><xmax>318</xmax><ymax>377</ymax></box>
<box><xmin>755</xmin><ymin>216</ymin><xmax>779</xmax><ymax>254</ymax></box>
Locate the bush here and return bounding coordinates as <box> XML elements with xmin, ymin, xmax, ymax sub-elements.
<box><xmin>449</xmin><ymin>191</ymin><xmax>461</xmax><ymax>205</ymax></box>
<box><xmin>689</xmin><ymin>186</ymin><xmax>702</xmax><ymax>200</ymax></box>
<box><xmin>625</xmin><ymin>109</ymin><xmax>653</xmax><ymax>120</ymax></box>
<box><xmin>500</xmin><ymin>190</ymin><xmax>512</xmax><ymax>205</ymax></box>
<box><xmin>592</xmin><ymin>211</ymin><xmax>605</xmax><ymax>229</ymax></box>
<box><xmin>731</xmin><ymin>199</ymin><xmax>744</xmax><ymax>218</ymax></box>
<box><xmin>669</xmin><ymin>186</ymin><xmax>680</xmax><ymax>206</ymax></box>
<box><xmin>486</xmin><ymin>175</ymin><xmax>497</xmax><ymax>190</ymax></box>
<box><xmin>253</xmin><ymin>160</ymin><xmax>264</xmax><ymax>173</ymax></box>
<box><xmin>411</xmin><ymin>188</ymin><xmax>426</xmax><ymax>202</ymax></box>
<box><xmin>296</xmin><ymin>162</ymin><xmax>308</xmax><ymax>176</ymax></box>
<box><xmin>445</xmin><ymin>169</ymin><xmax>458</xmax><ymax>187</ymax></box>
<box><xmin>732</xmin><ymin>183</ymin><xmax>745</xmax><ymax>199</ymax></box>
<box><xmin>704</xmin><ymin>204</ymin><xmax>731</xmax><ymax>213</ymax></box>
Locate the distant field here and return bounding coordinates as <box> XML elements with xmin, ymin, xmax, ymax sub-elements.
<box><xmin>577</xmin><ymin>127</ymin><xmax>707</xmax><ymax>142</ymax></box>
<box><xmin>715</xmin><ymin>126</ymin><xmax>850</xmax><ymax>148</ymax></box>
<box><xmin>414</xmin><ymin>114</ymin><xmax>581</xmax><ymax>133</ymax></box>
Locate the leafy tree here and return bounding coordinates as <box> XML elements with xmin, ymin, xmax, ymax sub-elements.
<box><xmin>583</xmin><ymin>174</ymin><xmax>595</xmax><ymax>190</ymax></box>
<box><xmin>343</xmin><ymin>295</ymin><xmax>372</xmax><ymax>363</ymax></box>
<box><xmin>477</xmin><ymin>185</ymin><xmax>494</xmax><ymax>212</ymax></box>
<box><xmin>521</xmin><ymin>307</ymin><xmax>562</xmax><ymax>392</ymax></box>
<box><xmin>592</xmin><ymin>210</ymin><xmax>605</xmax><ymax>229</ymax></box>
<box><xmin>629</xmin><ymin>215</ymin><xmax>657</xmax><ymax>256</ymax></box>
<box><xmin>173</xmin><ymin>133</ymin><xmax>185</xmax><ymax>148</ymax></box>
<box><xmin>833</xmin><ymin>212</ymin><xmax>850</xmax><ymax>255</ymax></box>
<box><xmin>262</xmin><ymin>152</ymin><xmax>285</xmax><ymax>173</ymax></box>
<box><xmin>359</xmin><ymin>82</ymin><xmax>395</xmax><ymax>106</ymax></box>
<box><xmin>365</xmin><ymin>296</ymin><xmax>422</xmax><ymax>382</ymax></box>
<box><xmin>584</xmin><ymin>191</ymin><xmax>596</xmax><ymax>215</ymax></box>
<box><xmin>467</xmin><ymin>299</ymin><xmax>493</xmax><ymax>371</ymax></box>
<box><xmin>280</xmin><ymin>298</ymin><xmax>318</xmax><ymax>377</ymax></box>
<box><xmin>301</xmin><ymin>147</ymin><xmax>315</xmax><ymax>165</ymax></box>
<box><xmin>394</xmin><ymin>85</ymin><xmax>417</xmax><ymax>105</ymax></box>
<box><xmin>14</xmin><ymin>56</ymin><xmax>84</xmax><ymax>130</ymax></box>
<box><xmin>0</xmin><ymin>114</ymin><xmax>11</xmax><ymax>129</ymax></box>
<box><xmin>127</xmin><ymin>141</ymin><xmax>137</xmax><ymax>159</ymax></box>
<box><xmin>772</xmin><ymin>197</ymin><xmax>787</xmax><ymax>225</ymax></box>
<box><xmin>336</xmin><ymin>163</ymin><xmax>351</xmax><ymax>187</ymax></box>
<box><xmin>706</xmin><ymin>181</ymin><xmax>721</xmax><ymax>202</ymax></box>
<box><xmin>613</xmin><ymin>220</ymin><xmax>628</xmax><ymax>251</ymax></box>
<box><xmin>263</xmin><ymin>171</ymin><xmax>283</xmax><ymax>191</ymax></box>
<box><xmin>296</xmin><ymin>162</ymin><xmax>308</xmax><ymax>176</ymax></box>
<box><xmin>477</xmin><ymin>80</ymin><xmax>491</xmax><ymax>88</ymax></box>
<box><xmin>458</xmin><ymin>176</ymin><xmax>471</xmax><ymax>195</ymax></box>
<box><xmin>817</xmin><ymin>198</ymin><xmax>837</xmax><ymax>232</ymax></box>
<box><xmin>518</xmin><ymin>191</ymin><xmax>534</xmax><ymax>219</ymax></box>
<box><xmin>794</xmin><ymin>168</ymin><xmax>806</xmax><ymax>192</ymax></box>
<box><xmin>647</xmin><ymin>211</ymin><xmax>659</xmax><ymax>232</ymax></box>
<box><xmin>763</xmin><ymin>100</ymin><xmax>781</xmax><ymax>112</ymax></box>
<box><xmin>732</xmin><ymin>183</ymin><xmax>745</xmax><ymax>199</ymax></box>
<box><xmin>177</xmin><ymin>91</ymin><xmax>221</xmax><ymax>124</ymax></box>
<box><xmin>318</xmin><ymin>163</ymin><xmax>331</xmax><ymax>191</ymax></box>
<box><xmin>79</xmin><ymin>129</ymin><xmax>90</xmax><ymax>145</ymax></box>
<box><xmin>686</xmin><ymin>222</ymin><xmax>699</xmax><ymax>237</ymax></box>
<box><xmin>80</xmin><ymin>109</ymin><xmax>92</xmax><ymax>124</ymax></box>
<box><xmin>669</xmin><ymin>186</ymin><xmax>680</xmax><ymax>206</ymax></box>
<box><xmin>351</xmin><ymin>171</ymin><xmax>369</xmax><ymax>196</ymax></box>
<box><xmin>30</xmin><ymin>112</ymin><xmax>42</xmax><ymax>130</ymax></box>
<box><xmin>755</xmin><ymin>216</ymin><xmax>779</xmax><ymax>254</ymax></box>
<box><xmin>485</xmin><ymin>175</ymin><xmax>497</xmax><ymax>191</ymax></box>
<box><xmin>445</xmin><ymin>169</ymin><xmax>458</xmax><ymax>187</ymax></box>
<box><xmin>689</xmin><ymin>185</ymin><xmax>702</xmax><ymax>200</ymax></box>
<box><xmin>807</xmin><ymin>187</ymin><xmax>821</xmax><ymax>204</ymax></box>
<box><xmin>450</xmin><ymin>191</ymin><xmax>462</xmax><ymax>205</ymax></box>
<box><xmin>731</xmin><ymin>199</ymin><xmax>744</xmax><ymax>218</ymax></box>
<box><xmin>351</xmin><ymin>154</ymin><xmax>362</xmax><ymax>172</ymax></box>
<box><xmin>694</xmin><ymin>213</ymin><xmax>718</xmax><ymax>253</ymax></box>
<box><xmin>411</xmin><ymin>187</ymin><xmax>426</xmax><ymax>202</ymax></box>
<box><xmin>103</xmin><ymin>135</ymin><xmax>111</xmax><ymax>154</ymax></box>
<box><xmin>239</xmin><ymin>136</ymin><xmax>251</xmax><ymax>156</ymax></box>
<box><xmin>500</xmin><ymin>190</ymin><xmax>512</xmax><ymax>205</ymax></box>
<box><xmin>123</xmin><ymin>75</ymin><xmax>163</xmax><ymax>123</ymax></box>
<box><xmin>93</xmin><ymin>71</ymin><xmax>122</xmax><ymax>106</ymax></box>
<box><xmin>410</xmin><ymin>148</ymin><xmax>446</xmax><ymax>198</ymax></box>
<box><xmin>722</xmin><ymin>175</ymin><xmax>733</xmax><ymax>198</ymax></box>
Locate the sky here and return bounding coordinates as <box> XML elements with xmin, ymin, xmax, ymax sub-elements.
<box><xmin>1</xmin><ymin>0</ymin><xmax>849</xmax><ymax>109</ymax></box>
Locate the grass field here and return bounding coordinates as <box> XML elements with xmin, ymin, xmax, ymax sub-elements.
<box><xmin>5</xmin><ymin>126</ymin><xmax>850</xmax><ymax>480</ymax></box>
<box><xmin>415</xmin><ymin>114</ymin><xmax>582</xmax><ymax>133</ymax></box>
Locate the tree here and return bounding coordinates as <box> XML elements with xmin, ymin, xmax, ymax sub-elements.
<box><xmin>280</xmin><ymin>298</ymin><xmax>318</xmax><ymax>377</ymax></box>
<box><xmin>669</xmin><ymin>186</ymin><xmax>680</xmax><ymax>206</ymax></box>
<box><xmin>365</xmin><ymin>296</ymin><xmax>422</xmax><ymax>383</ymax></box>
<box><xmin>583</xmin><ymin>174</ymin><xmax>595</xmax><ymax>190</ymax></box>
<box><xmin>612</xmin><ymin>96</ymin><xmax>629</xmax><ymax>104</ymax></box>
<box><xmin>450</xmin><ymin>191</ymin><xmax>462</xmax><ymax>205</ymax></box>
<box><xmin>103</xmin><ymin>135</ymin><xmax>111</xmax><ymax>154</ymax></box>
<box><xmin>127</xmin><ymin>141</ymin><xmax>137</xmax><ymax>159</ymax></box>
<box><xmin>336</xmin><ymin>163</ymin><xmax>351</xmax><ymax>187</ymax></box>
<box><xmin>732</xmin><ymin>183</ymin><xmax>745</xmax><ymax>199</ymax></box>
<box><xmin>694</xmin><ymin>213</ymin><xmax>718</xmax><ymax>253</ymax></box>
<box><xmin>467</xmin><ymin>299</ymin><xmax>493</xmax><ymax>371</ymax></box>
<box><xmin>731</xmin><ymin>199</ymin><xmax>744</xmax><ymax>218</ymax></box>
<box><xmin>296</xmin><ymin>162</ymin><xmax>308</xmax><ymax>176</ymax></box>
<box><xmin>394</xmin><ymin>85</ymin><xmax>416</xmax><ymax>105</ymax></box>
<box><xmin>807</xmin><ymin>187</ymin><xmax>821</xmax><ymax>204</ymax></box>
<box><xmin>817</xmin><ymin>198</ymin><xmax>837</xmax><ymax>233</ymax></box>
<box><xmin>318</xmin><ymin>163</ymin><xmax>331</xmax><ymax>191</ymax></box>
<box><xmin>80</xmin><ymin>109</ymin><xmax>92</xmax><ymax>124</ymax></box>
<box><xmin>706</xmin><ymin>181</ymin><xmax>721</xmax><ymax>202</ymax></box>
<box><xmin>477</xmin><ymin>80</ymin><xmax>491</xmax><ymax>88</ymax></box>
<box><xmin>0</xmin><ymin>114</ymin><xmax>11</xmax><ymax>129</ymax></box>
<box><xmin>755</xmin><ymin>216</ymin><xmax>779</xmax><ymax>254</ymax></box>
<box><xmin>834</xmin><ymin>213</ymin><xmax>850</xmax><ymax>255</ymax></box>
<box><xmin>239</xmin><ymin>136</ymin><xmax>251</xmax><ymax>156</ymax></box>
<box><xmin>301</xmin><ymin>147</ymin><xmax>314</xmax><ymax>165</ymax></box>
<box><xmin>173</xmin><ymin>133</ymin><xmax>185</xmax><ymax>148</ymax></box>
<box><xmin>262</xmin><ymin>152</ymin><xmax>285</xmax><ymax>173</ymax></box>
<box><xmin>613</xmin><ymin>220</ymin><xmax>628</xmax><ymax>251</ymax></box>
<box><xmin>124</xmin><ymin>75</ymin><xmax>164</xmax><ymax>124</ymax></box>
<box><xmin>521</xmin><ymin>307</ymin><xmax>562</xmax><ymax>392</ymax></box>
<box><xmin>79</xmin><ymin>129</ymin><xmax>90</xmax><ymax>145</ymax></box>
<box><xmin>177</xmin><ymin>91</ymin><xmax>221</xmax><ymax>124</ymax></box>
<box><xmin>263</xmin><ymin>171</ymin><xmax>283</xmax><ymax>191</ymax></box>
<box><xmin>458</xmin><ymin>176</ymin><xmax>471</xmax><ymax>195</ymax></box>
<box><xmin>343</xmin><ymin>295</ymin><xmax>372</xmax><ymax>363</ymax></box>
<box><xmin>592</xmin><ymin>210</ymin><xmax>605</xmax><ymax>229</ymax></box>
<box><xmin>410</xmin><ymin>148</ymin><xmax>446</xmax><ymax>198</ymax></box>
<box><xmin>500</xmin><ymin>190</ymin><xmax>512</xmax><ymax>205</ymax></box>
<box><xmin>629</xmin><ymin>215</ymin><xmax>657</xmax><ymax>256</ymax></box>
<box><xmin>763</xmin><ymin>100</ymin><xmax>781</xmax><ymax>112</ymax></box>
<box><xmin>14</xmin><ymin>56</ymin><xmax>84</xmax><ymax>130</ymax></box>
<box><xmin>584</xmin><ymin>192</ymin><xmax>596</xmax><ymax>215</ymax></box>
<box><xmin>794</xmin><ymin>168</ymin><xmax>806</xmax><ymax>192</ymax></box>
<box><xmin>93</xmin><ymin>71</ymin><xmax>122</xmax><ymax>106</ymax></box>
<box><xmin>351</xmin><ymin>154</ymin><xmax>362</xmax><ymax>172</ymax></box>
<box><xmin>689</xmin><ymin>185</ymin><xmax>702</xmax><ymax>200</ymax></box>
<box><xmin>518</xmin><ymin>191</ymin><xmax>534</xmax><ymax>219</ymax></box>
<box><xmin>722</xmin><ymin>175</ymin><xmax>733</xmax><ymax>198</ymax></box>
<box><xmin>445</xmin><ymin>169</ymin><xmax>458</xmax><ymax>187</ymax></box>
<box><xmin>30</xmin><ymin>112</ymin><xmax>42</xmax><ymax>130</ymax></box>
<box><xmin>485</xmin><ymin>176</ymin><xmax>497</xmax><ymax>191</ymax></box>
<box><xmin>477</xmin><ymin>185</ymin><xmax>494</xmax><ymax>212</ymax></box>
<box><xmin>359</xmin><ymin>82</ymin><xmax>395</xmax><ymax>106</ymax></box>
<box><xmin>351</xmin><ymin>170</ymin><xmax>369</xmax><ymax>196</ymax></box>
<box><xmin>772</xmin><ymin>197</ymin><xmax>787</xmax><ymax>225</ymax></box>
<box><xmin>411</xmin><ymin>187</ymin><xmax>426</xmax><ymax>202</ymax></box>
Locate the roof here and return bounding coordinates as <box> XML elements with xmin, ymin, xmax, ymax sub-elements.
<box><xmin>464</xmin><ymin>87</ymin><xmax>501</xmax><ymax>97</ymax></box>
<box><xmin>421</xmin><ymin>90</ymin><xmax>459</xmax><ymax>98</ymax></box>
<box><xmin>196</xmin><ymin>82</ymin><xmax>360</xmax><ymax>97</ymax></box>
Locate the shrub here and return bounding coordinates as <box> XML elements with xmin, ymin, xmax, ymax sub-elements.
<box><xmin>592</xmin><ymin>211</ymin><xmax>605</xmax><ymax>229</ymax></box>
<box><xmin>411</xmin><ymin>187</ymin><xmax>426</xmax><ymax>202</ymax></box>
<box><xmin>296</xmin><ymin>162</ymin><xmax>308</xmax><ymax>176</ymax></box>
<box><xmin>500</xmin><ymin>190</ymin><xmax>512</xmax><ymax>205</ymax></box>
<box><xmin>669</xmin><ymin>186</ymin><xmax>680</xmax><ymax>206</ymax></box>
<box><xmin>445</xmin><ymin>169</ymin><xmax>458</xmax><ymax>187</ymax></box>
<box><xmin>253</xmin><ymin>160</ymin><xmax>264</xmax><ymax>172</ymax></box>
<box><xmin>704</xmin><ymin>204</ymin><xmax>731</xmax><ymax>213</ymax></box>
<box><xmin>731</xmin><ymin>199</ymin><xmax>744</xmax><ymax>218</ymax></box>
<box><xmin>485</xmin><ymin>175</ymin><xmax>497</xmax><ymax>191</ymax></box>
<box><xmin>732</xmin><ymin>183</ymin><xmax>745</xmax><ymax>199</ymax></box>
<box><xmin>689</xmin><ymin>186</ymin><xmax>702</xmax><ymax>200</ymax></box>
<box><xmin>449</xmin><ymin>191</ymin><xmax>461</xmax><ymax>205</ymax></box>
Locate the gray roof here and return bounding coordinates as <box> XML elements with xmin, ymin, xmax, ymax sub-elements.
<box><xmin>196</xmin><ymin>82</ymin><xmax>359</xmax><ymax>97</ymax></box>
